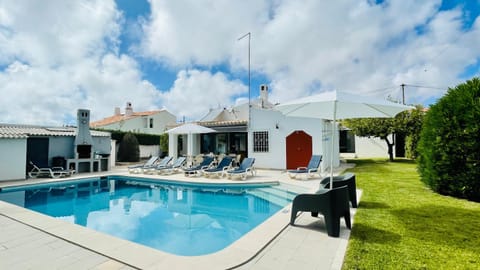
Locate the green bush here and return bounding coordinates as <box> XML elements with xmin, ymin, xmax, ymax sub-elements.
<box><xmin>405</xmin><ymin>135</ymin><xmax>416</xmax><ymax>159</ymax></box>
<box><xmin>417</xmin><ymin>78</ymin><xmax>480</xmax><ymax>201</ymax></box>
<box><xmin>159</xmin><ymin>133</ymin><xmax>169</xmax><ymax>155</ymax></box>
<box><xmin>117</xmin><ymin>132</ymin><xmax>140</xmax><ymax>162</ymax></box>
<box><xmin>95</xmin><ymin>129</ymin><xmax>161</xmax><ymax>145</ymax></box>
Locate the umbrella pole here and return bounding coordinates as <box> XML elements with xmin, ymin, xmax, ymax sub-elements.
<box><xmin>330</xmin><ymin>102</ymin><xmax>337</xmax><ymax>190</ymax></box>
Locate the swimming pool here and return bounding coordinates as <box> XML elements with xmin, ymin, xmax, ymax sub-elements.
<box><xmin>0</xmin><ymin>176</ymin><xmax>299</xmax><ymax>256</ymax></box>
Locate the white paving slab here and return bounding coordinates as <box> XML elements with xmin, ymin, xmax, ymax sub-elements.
<box><xmin>0</xmin><ymin>164</ymin><xmax>358</xmax><ymax>270</ymax></box>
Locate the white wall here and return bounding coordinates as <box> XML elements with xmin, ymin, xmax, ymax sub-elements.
<box><xmin>139</xmin><ymin>145</ymin><xmax>160</xmax><ymax>158</ymax></box>
<box><xmin>249</xmin><ymin>108</ymin><xmax>337</xmax><ymax>171</ymax></box>
<box><xmin>49</xmin><ymin>136</ymin><xmax>75</xmax><ymax>160</ymax></box>
<box><xmin>352</xmin><ymin>135</ymin><xmax>392</xmax><ymax>158</ymax></box>
<box><xmin>0</xmin><ymin>138</ymin><xmax>27</xmax><ymax>181</ymax></box>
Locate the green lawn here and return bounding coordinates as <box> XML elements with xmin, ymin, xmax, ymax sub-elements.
<box><xmin>342</xmin><ymin>159</ymin><xmax>480</xmax><ymax>270</ymax></box>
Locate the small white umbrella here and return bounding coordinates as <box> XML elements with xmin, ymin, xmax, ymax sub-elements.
<box><xmin>166</xmin><ymin>123</ymin><xmax>216</xmax><ymax>160</ymax></box>
<box><xmin>276</xmin><ymin>90</ymin><xmax>413</xmax><ymax>189</ymax></box>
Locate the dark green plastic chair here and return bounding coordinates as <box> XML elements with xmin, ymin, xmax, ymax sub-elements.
<box><xmin>320</xmin><ymin>172</ymin><xmax>357</xmax><ymax>208</ymax></box>
<box><xmin>290</xmin><ymin>185</ymin><xmax>351</xmax><ymax>237</ymax></box>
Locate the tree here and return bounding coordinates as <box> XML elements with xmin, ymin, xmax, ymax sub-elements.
<box><xmin>117</xmin><ymin>132</ymin><xmax>140</xmax><ymax>162</ymax></box>
<box><xmin>342</xmin><ymin>118</ymin><xmax>396</xmax><ymax>161</ymax></box>
<box><xmin>342</xmin><ymin>106</ymin><xmax>424</xmax><ymax>161</ymax></box>
<box><xmin>417</xmin><ymin>78</ymin><xmax>480</xmax><ymax>201</ymax></box>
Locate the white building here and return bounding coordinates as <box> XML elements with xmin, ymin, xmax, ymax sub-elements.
<box><xmin>91</xmin><ymin>102</ymin><xmax>176</xmax><ymax>135</ymax></box>
<box><xmin>339</xmin><ymin>128</ymin><xmax>397</xmax><ymax>159</ymax></box>
<box><xmin>0</xmin><ymin>123</ymin><xmax>111</xmax><ymax>181</ymax></box>
<box><xmin>168</xmin><ymin>85</ymin><xmax>338</xmax><ymax>172</ymax></box>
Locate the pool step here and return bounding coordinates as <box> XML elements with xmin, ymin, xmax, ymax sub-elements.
<box><xmin>247</xmin><ymin>187</ymin><xmax>298</xmax><ymax>207</ymax></box>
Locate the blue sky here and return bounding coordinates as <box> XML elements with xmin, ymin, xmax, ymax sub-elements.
<box><xmin>0</xmin><ymin>0</ymin><xmax>479</xmax><ymax>125</ymax></box>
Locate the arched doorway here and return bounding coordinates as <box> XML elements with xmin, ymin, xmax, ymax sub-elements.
<box><xmin>286</xmin><ymin>131</ymin><xmax>312</xmax><ymax>170</ymax></box>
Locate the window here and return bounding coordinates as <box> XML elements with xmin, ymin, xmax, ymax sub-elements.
<box><xmin>253</xmin><ymin>131</ymin><xmax>269</xmax><ymax>152</ymax></box>
<box><xmin>149</xmin><ymin>118</ymin><xmax>154</xmax><ymax>128</ymax></box>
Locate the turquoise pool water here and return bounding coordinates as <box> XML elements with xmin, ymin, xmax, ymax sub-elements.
<box><xmin>0</xmin><ymin>176</ymin><xmax>299</xmax><ymax>256</ymax></box>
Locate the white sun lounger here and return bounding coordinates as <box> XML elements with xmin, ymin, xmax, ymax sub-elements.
<box><xmin>28</xmin><ymin>161</ymin><xmax>75</xmax><ymax>178</ymax></box>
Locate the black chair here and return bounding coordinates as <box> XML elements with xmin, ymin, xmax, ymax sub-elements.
<box><xmin>290</xmin><ymin>185</ymin><xmax>351</xmax><ymax>237</ymax></box>
<box><xmin>320</xmin><ymin>173</ymin><xmax>357</xmax><ymax>208</ymax></box>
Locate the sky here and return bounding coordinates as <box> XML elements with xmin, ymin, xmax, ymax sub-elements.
<box><xmin>0</xmin><ymin>0</ymin><xmax>479</xmax><ymax>126</ymax></box>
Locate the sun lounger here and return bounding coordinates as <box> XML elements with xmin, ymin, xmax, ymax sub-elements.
<box><xmin>227</xmin><ymin>158</ymin><xmax>256</xmax><ymax>180</ymax></box>
<box><xmin>155</xmin><ymin>156</ymin><xmax>187</xmax><ymax>175</ymax></box>
<box><xmin>143</xmin><ymin>156</ymin><xmax>172</xmax><ymax>174</ymax></box>
<box><xmin>183</xmin><ymin>156</ymin><xmax>214</xmax><ymax>177</ymax></box>
<box><xmin>28</xmin><ymin>161</ymin><xmax>75</xmax><ymax>178</ymax></box>
<box><xmin>287</xmin><ymin>155</ymin><xmax>322</xmax><ymax>179</ymax></box>
<box><xmin>203</xmin><ymin>156</ymin><xmax>233</xmax><ymax>178</ymax></box>
<box><xmin>128</xmin><ymin>156</ymin><xmax>159</xmax><ymax>173</ymax></box>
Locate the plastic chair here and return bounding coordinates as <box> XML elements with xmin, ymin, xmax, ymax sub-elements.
<box><xmin>290</xmin><ymin>185</ymin><xmax>351</xmax><ymax>237</ymax></box>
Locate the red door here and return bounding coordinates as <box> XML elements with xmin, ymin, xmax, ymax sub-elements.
<box><xmin>286</xmin><ymin>131</ymin><xmax>312</xmax><ymax>170</ymax></box>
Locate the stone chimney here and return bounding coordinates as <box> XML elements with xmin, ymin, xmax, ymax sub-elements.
<box><xmin>114</xmin><ymin>107</ymin><xmax>121</xmax><ymax>116</ymax></box>
<box><xmin>74</xmin><ymin>109</ymin><xmax>94</xmax><ymax>158</ymax></box>
<box><xmin>125</xmin><ymin>102</ymin><xmax>133</xmax><ymax>117</ymax></box>
<box><xmin>260</xmin><ymin>84</ymin><xmax>268</xmax><ymax>108</ymax></box>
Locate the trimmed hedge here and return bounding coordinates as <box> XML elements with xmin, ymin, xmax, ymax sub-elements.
<box><xmin>417</xmin><ymin>77</ymin><xmax>480</xmax><ymax>201</ymax></box>
<box><xmin>95</xmin><ymin>129</ymin><xmax>162</xmax><ymax>145</ymax></box>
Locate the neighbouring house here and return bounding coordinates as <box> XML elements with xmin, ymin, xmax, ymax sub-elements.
<box><xmin>339</xmin><ymin>128</ymin><xmax>398</xmax><ymax>159</ymax></box>
<box><xmin>0</xmin><ymin>109</ymin><xmax>112</xmax><ymax>181</ymax></box>
<box><xmin>168</xmin><ymin>85</ymin><xmax>335</xmax><ymax>172</ymax></box>
<box><xmin>90</xmin><ymin>102</ymin><xmax>177</xmax><ymax>158</ymax></box>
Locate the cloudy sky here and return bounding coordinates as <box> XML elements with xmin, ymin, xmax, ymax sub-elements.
<box><xmin>1</xmin><ymin>0</ymin><xmax>479</xmax><ymax>125</ymax></box>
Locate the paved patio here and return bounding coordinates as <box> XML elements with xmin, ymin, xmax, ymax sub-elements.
<box><xmin>0</xmin><ymin>164</ymin><xmax>359</xmax><ymax>270</ymax></box>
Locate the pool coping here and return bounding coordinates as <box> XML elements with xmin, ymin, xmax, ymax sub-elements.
<box><xmin>0</xmin><ymin>172</ymin><xmax>305</xmax><ymax>269</ymax></box>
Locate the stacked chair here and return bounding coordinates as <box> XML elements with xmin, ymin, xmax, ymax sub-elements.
<box><xmin>290</xmin><ymin>173</ymin><xmax>357</xmax><ymax>237</ymax></box>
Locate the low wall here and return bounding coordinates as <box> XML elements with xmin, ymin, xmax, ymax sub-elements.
<box><xmin>139</xmin><ymin>145</ymin><xmax>161</xmax><ymax>158</ymax></box>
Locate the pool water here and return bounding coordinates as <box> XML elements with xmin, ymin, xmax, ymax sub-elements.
<box><xmin>0</xmin><ymin>176</ymin><xmax>300</xmax><ymax>256</ymax></box>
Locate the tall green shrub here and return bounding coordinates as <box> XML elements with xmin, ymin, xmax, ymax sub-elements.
<box><xmin>398</xmin><ymin>106</ymin><xmax>425</xmax><ymax>159</ymax></box>
<box><xmin>417</xmin><ymin>78</ymin><xmax>480</xmax><ymax>201</ymax></box>
<box><xmin>117</xmin><ymin>132</ymin><xmax>140</xmax><ymax>162</ymax></box>
<box><xmin>159</xmin><ymin>133</ymin><xmax>169</xmax><ymax>155</ymax></box>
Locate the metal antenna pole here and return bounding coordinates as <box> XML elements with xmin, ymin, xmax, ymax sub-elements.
<box><xmin>238</xmin><ymin>32</ymin><xmax>251</xmax><ymax>127</ymax></box>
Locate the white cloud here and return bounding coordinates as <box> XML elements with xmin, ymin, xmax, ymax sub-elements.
<box><xmin>0</xmin><ymin>1</ymin><xmax>162</xmax><ymax>125</ymax></box>
<box><xmin>160</xmin><ymin>69</ymin><xmax>247</xmax><ymax>121</ymax></box>
<box><xmin>0</xmin><ymin>1</ymin><xmax>121</xmax><ymax>67</ymax></box>
<box><xmin>139</xmin><ymin>0</ymin><xmax>270</xmax><ymax>67</ymax></box>
<box><xmin>141</xmin><ymin>0</ymin><xmax>480</xmax><ymax>106</ymax></box>
<box><xmin>1</xmin><ymin>0</ymin><xmax>480</xmax><ymax>126</ymax></box>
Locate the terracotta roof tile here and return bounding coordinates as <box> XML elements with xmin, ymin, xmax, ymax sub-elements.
<box><xmin>90</xmin><ymin>110</ymin><xmax>162</xmax><ymax>127</ymax></box>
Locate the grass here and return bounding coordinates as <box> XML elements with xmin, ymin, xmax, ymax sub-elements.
<box><xmin>342</xmin><ymin>159</ymin><xmax>480</xmax><ymax>270</ymax></box>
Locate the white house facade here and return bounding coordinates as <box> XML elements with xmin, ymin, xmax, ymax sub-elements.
<box><xmin>91</xmin><ymin>102</ymin><xmax>176</xmax><ymax>135</ymax></box>
<box><xmin>168</xmin><ymin>85</ymin><xmax>340</xmax><ymax>172</ymax></box>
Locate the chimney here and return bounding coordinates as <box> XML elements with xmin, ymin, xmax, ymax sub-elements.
<box><xmin>125</xmin><ymin>102</ymin><xmax>133</xmax><ymax>117</ymax></box>
<box><xmin>75</xmin><ymin>109</ymin><xmax>94</xmax><ymax>159</ymax></box>
<box><xmin>114</xmin><ymin>107</ymin><xmax>121</xmax><ymax>116</ymax></box>
<box><xmin>260</xmin><ymin>84</ymin><xmax>268</xmax><ymax>108</ymax></box>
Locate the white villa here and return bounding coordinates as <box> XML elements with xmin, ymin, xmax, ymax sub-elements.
<box><xmin>90</xmin><ymin>102</ymin><xmax>176</xmax><ymax>135</ymax></box>
<box><xmin>168</xmin><ymin>85</ymin><xmax>338</xmax><ymax>172</ymax></box>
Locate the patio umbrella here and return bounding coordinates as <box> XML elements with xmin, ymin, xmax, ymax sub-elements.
<box><xmin>166</xmin><ymin>123</ymin><xmax>216</xmax><ymax>160</ymax></box>
<box><xmin>276</xmin><ymin>90</ymin><xmax>413</xmax><ymax>189</ymax></box>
